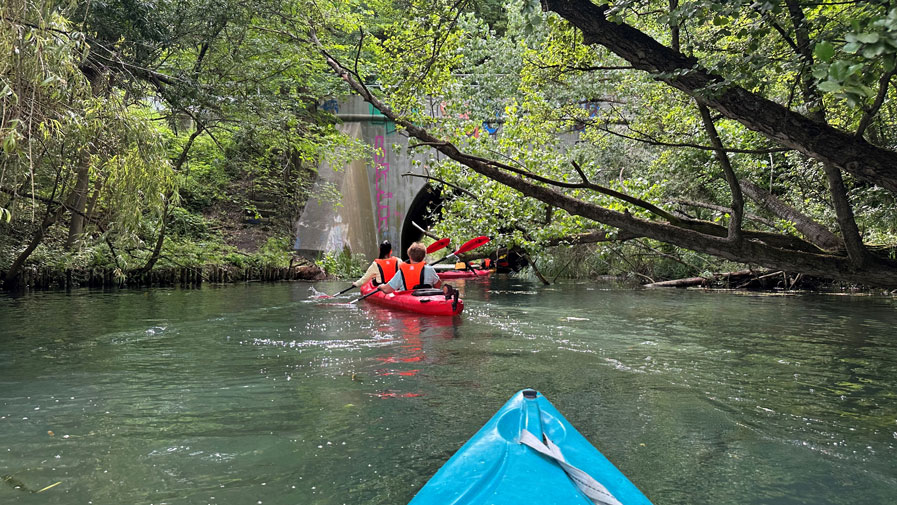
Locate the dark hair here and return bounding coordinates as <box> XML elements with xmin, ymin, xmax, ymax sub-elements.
<box><xmin>378</xmin><ymin>240</ymin><xmax>392</xmax><ymax>259</ymax></box>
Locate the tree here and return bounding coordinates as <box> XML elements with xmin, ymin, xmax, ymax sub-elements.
<box><xmin>2</xmin><ymin>0</ymin><xmax>353</xmax><ymax>287</ymax></box>
<box><xmin>1</xmin><ymin>0</ymin><xmax>173</xmax><ymax>287</ymax></box>
<box><xmin>305</xmin><ymin>0</ymin><xmax>897</xmax><ymax>287</ymax></box>
<box><xmin>75</xmin><ymin>0</ymin><xmax>348</xmax><ymax>272</ymax></box>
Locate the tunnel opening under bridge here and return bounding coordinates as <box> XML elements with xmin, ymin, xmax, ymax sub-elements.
<box><xmin>399</xmin><ymin>184</ymin><xmax>444</xmax><ymax>260</ymax></box>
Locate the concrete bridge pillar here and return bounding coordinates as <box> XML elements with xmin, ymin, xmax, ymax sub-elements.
<box><xmin>293</xmin><ymin>96</ymin><xmax>434</xmax><ymax>261</ymax></box>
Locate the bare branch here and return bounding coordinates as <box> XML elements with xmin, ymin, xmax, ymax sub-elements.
<box><xmin>856</xmin><ymin>68</ymin><xmax>896</xmax><ymax>138</ymax></box>
<box><xmin>589</xmin><ymin>121</ymin><xmax>791</xmax><ymax>154</ymax></box>
<box><xmin>673</xmin><ymin>198</ymin><xmax>776</xmax><ymax>228</ymax></box>
<box><xmin>401</xmin><ymin>172</ymin><xmax>479</xmax><ymax>200</ymax></box>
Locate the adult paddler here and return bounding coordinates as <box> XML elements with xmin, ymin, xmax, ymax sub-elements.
<box><xmin>380</xmin><ymin>242</ymin><xmax>457</xmax><ymax>300</ymax></box>
<box><xmin>353</xmin><ymin>240</ymin><xmax>401</xmax><ymax>288</ymax></box>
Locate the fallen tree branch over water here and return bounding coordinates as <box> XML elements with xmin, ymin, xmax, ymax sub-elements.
<box><xmin>643</xmin><ymin>270</ymin><xmax>753</xmax><ymax>288</ymax></box>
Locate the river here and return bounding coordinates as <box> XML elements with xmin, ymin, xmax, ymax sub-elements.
<box><xmin>1</xmin><ymin>278</ymin><xmax>895</xmax><ymax>504</ymax></box>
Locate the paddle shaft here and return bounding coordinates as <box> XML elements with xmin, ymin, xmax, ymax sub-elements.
<box><xmin>350</xmin><ymin>287</ymin><xmax>381</xmax><ymax>304</ymax></box>
<box><xmin>331</xmin><ymin>284</ymin><xmax>357</xmax><ymax>297</ymax></box>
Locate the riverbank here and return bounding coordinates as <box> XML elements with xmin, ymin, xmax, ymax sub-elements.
<box><xmin>0</xmin><ymin>263</ymin><xmax>325</xmax><ymax>290</ymax></box>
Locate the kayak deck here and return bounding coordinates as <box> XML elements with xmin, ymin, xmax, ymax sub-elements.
<box><xmin>408</xmin><ymin>389</ymin><xmax>652</xmax><ymax>505</ymax></box>
<box><xmin>359</xmin><ymin>280</ymin><xmax>463</xmax><ymax>316</ymax></box>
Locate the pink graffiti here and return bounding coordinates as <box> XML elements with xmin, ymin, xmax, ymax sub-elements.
<box><xmin>373</xmin><ymin>136</ymin><xmax>395</xmax><ymax>232</ymax></box>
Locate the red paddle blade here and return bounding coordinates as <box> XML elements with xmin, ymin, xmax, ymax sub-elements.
<box><xmin>453</xmin><ymin>236</ymin><xmax>490</xmax><ymax>255</ymax></box>
<box><xmin>426</xmin><ymin>238</ymin><xmax>451</xmax><ymax>254</ymax></box>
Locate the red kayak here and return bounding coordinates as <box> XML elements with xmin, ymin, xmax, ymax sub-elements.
<box><xmin>359</xmin><ymin>280</ymin><xmax>463</xmax><ymax>316</ymax></box>
<box><xmin>437</xmin><ymin>269</ymin><xmax>492</xmax><ymax>279</ymax></box>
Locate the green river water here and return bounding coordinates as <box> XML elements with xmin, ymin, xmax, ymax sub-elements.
<box><xmin>1</xmin><ymin>278</ymin><xmax>896</xmax><ymax>505</ymax></box>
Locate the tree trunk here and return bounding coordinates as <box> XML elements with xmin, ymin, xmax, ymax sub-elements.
<box><xmin>133</xmin><ymin>126</ymin><xmax>203</xmax><ymax>274</ymax></box>
<box><xmin>782</xmin><ymin>0</ymin><xmax>869</xmax><ymax>267</ymax></box>
<box><xmin>698</xmin><ymin>104</ymin><xmax>743</xmax><ymax>242</ymax></box>
<box><xmin>644</xmin><ymin>277</ymin><xmax>707</xmax><ymax>288</ymax></box>
<box><xmin>739</xmin><ymin>180</ymin><xmax>843</xmax><ymax>251</ymax></box>
<box><xmin>135</xmin><ymin>203</ymin><xmax>169</xmax><ymax>275</ymax></box>
<box><xmin>3</xmin><ymin>204</ymin><xmax>67</xmax><ymax>288</ymax></box>
<box><xmin>65</xmin><ymin>165</ymin><xmax>91</xmax><ymax>248</ymax></box>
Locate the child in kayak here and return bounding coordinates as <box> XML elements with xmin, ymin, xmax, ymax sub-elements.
<box><xmin>353</xmin><ymin>240</ymin><xmax>401</xmax><ymax>288</ymax></box>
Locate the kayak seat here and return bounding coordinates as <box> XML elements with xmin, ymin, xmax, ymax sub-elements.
<box><xmin>412</xmin><ymin>288</ymin><xmax>443</xmax><ymax>297</ymax></box>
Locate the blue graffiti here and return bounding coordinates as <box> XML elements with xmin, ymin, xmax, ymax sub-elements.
<box><xmin>321</xmin><ymin>99</ymin><xmax>339</xmax><ymax>114</ymax></box>
<box><xmin>574</xmin><ymin>102</ymin><xmax>600</xmax><ymax>131</ymax></box>
<box><xmin>482</xmin><ymin>121</ymin><xmax>499</xmax><ymax>135</ymax></box>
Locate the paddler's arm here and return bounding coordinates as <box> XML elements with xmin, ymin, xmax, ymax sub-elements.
<box><xmin>423</xmin><ymin>266</ymin><xmax>442</xmax><ymax>289</ymax></box>
<box><xmin>379</xmin><ymin>271</ymin><xmax>404</xmax><ymax>294</ymax></box>
<box><xmin>353</xmin><ymin>262</ymin><xmax>380</xmax><ymax>287</ymax></box>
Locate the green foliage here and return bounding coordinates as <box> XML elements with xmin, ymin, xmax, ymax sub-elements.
<box><xmin>305</xmin><ymin>0</ymin><xmax>897</xmax><ymax>284</ymax></box>
<box><xmin>167</xmin><ymin>207</ymin><xmax>215</xmax><ymax>238</ymax></box>
<box><xmin>174</xmin><ymin>134</ymin><xmax>231</xmax><ymax>211</ymax></box>
<box><xmin>315</xmin><ymin>247</ymin><xmax>367</xmax><ymax>279</ymax></box>
<box><xmin>6</xmin><ymin>0</ymin><xmax>897</xmax><ymax>287</ymax></box>
<box><xmin>1</xmin><ymin>0</ymin><xmax>175</xmax><ymax>284</ymax></box>
<box><xmin>812</xmin><ymin>7</ymin><xmax>897</xmax><ymax>107</ymax></box>
<box><xmin>254</xmin><ymin>236</ymin><xmax>296</xmax><ymax>267</ymax></box>
<box><xmin>1</xmin><ymin>0</ymin><xmax>351</xmax><ymax>284</ymax></box>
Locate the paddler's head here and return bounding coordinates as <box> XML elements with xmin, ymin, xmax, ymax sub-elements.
<box><xmin>378</xmin><ymin>240</ymin><xmax>392</xmax><ymax>259</ymax></box>
<box><xmin>407</xmin><ymin>242</ymin><xmax>426</xmax><ymax>263</ymax></box>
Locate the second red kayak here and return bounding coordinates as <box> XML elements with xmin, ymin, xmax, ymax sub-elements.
<box><xmin>437</xmin><ymin>269</ymin><xmax>491</xmax><ymax>279</ymax></box>
<box><xmin>359</xmin><ymin>280</ymin><xmax>463</xmax><ymax>316</ymax></box>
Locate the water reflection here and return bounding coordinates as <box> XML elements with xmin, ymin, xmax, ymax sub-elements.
<box><xmin>361</xmin><ymin>305</ymin><xmax>461</xmax><ymax>399</ymax></box>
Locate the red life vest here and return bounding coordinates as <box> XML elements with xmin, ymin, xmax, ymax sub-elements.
<box><xmin>398</xmin><ymin>261</ymin><xmax>427</xmax><ymax>290</ymax></box>
<box><xmin>373</xmin><ymin>257</ymin><xmax>400</xmax><ymax>285</ymax></box>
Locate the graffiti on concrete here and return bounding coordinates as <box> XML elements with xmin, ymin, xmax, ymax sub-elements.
<box><xmin>369</xmin><ymin>104</ymin><xmax>397</xmax><ymax>134</ymax></box>
<box><xmin>573</xmin><ymin>102</ymin><xmax>601</xmax><ymax>131</ymax></box>
<box><xmin>373</xmin><ymin>135</ymin><xmax>397</xmax><ymax>232</ymax></box>
<box><xmin>321</xmin><ymin>99</ymin><xmax>340</xmax><ymax>114</ymax></box>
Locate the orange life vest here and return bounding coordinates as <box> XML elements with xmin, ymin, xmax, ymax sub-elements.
<box><xmin>374</xmin><ymin>257</ymin><xmax>400</xmax><ymax>285</ymax></box>
<box><xmin>398</xmin><ymin>261</ymin><xmax>427</xmax><ymax>290</ymax></box>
